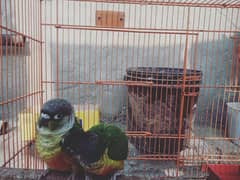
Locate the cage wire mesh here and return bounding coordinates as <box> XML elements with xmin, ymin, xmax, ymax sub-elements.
<box><xmin>0</xmin><ymin>0</ymin><xmax>43</xmax><ymax>170</ymax></box>
<box><xmin>0</xmin><ymin>0</ymin><xmax>240</xmax><ymax>179</ymax></box>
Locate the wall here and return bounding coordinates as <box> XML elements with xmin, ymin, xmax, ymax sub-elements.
<box><xmin>2</xmin><ymin>0</ymin><xmax>239</xmax><ymax>123</ymax></box>
<box><xmin>1</xmin><ymin>0</ymin><xmax>41</xmax><ymax>122</ymax></box>
<box><xmin>41</xmin><ymin>0</ymin><xmax>240</xmax><ymax>121</ymax></box>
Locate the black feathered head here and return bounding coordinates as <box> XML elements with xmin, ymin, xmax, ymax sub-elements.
<box><xmin>38</xmin><ymin>98</ymin><xmax>75</xmax><ymax>131</ymax></box>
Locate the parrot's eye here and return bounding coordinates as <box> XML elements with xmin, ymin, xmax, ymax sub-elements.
<box><xmin>54</xmin><ymin>114</ymin><xmax>63</xmax><ymax>120</ymax></box>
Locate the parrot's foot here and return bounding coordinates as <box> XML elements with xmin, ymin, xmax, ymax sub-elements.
<box><xmin>38</xmin><ymin>169</ymin><xmax>52</xmax><ymax>180</ymax></box>
<box><xmin>38</xmin><ymin>169</ymin><xmax>69</xmax><ymax>180</ymax></box>
<box><xmin>111</xmin><ymin>171</ymin><xmax>123</xmax><ymax>180</ymax></box>
<box><xmin>88</xmin><ymin>174</ymin><xmax>113</xmax><ymax>180</ymax></box>
<box><xmin>67</xmin><ymin>173</ymin><xmax>86</xmax><ymax>180</ymax></box>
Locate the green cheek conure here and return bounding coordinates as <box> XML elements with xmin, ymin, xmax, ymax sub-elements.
<box><xmin>36</xmin><ymin>98</ymin><xmax>128</xmax><ymax>180</ymax></box>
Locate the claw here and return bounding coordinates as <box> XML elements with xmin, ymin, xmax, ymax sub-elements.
<box><xmin>67</xmin><ymin>173</ymin><xmax>86</xmax><ymax>180</ymax></box>
<box><xmin>38</xmin><ymin>169</ymin><xmax>52</xmax><ymax>180</ymax></box>
<box><xmin>67</xmin><ymin>173</ymin><xmax>75</xmax><ymax>180</ymax></box>
<box><xmin>111</xmin><ymin>171</ymin><xmax>123</xmax><ymax>180</ymax></box>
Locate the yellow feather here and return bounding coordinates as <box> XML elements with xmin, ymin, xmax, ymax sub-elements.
<box><xmin>86</xmin><ymin>149</ymin><xmax>124</xmax><ymax>175</ymax></box>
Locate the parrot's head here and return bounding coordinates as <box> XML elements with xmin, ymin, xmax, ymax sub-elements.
<box><xmin>37</xmin><ymin>98</ymin><xmax>75</xmax><ymax>134</ymax></box>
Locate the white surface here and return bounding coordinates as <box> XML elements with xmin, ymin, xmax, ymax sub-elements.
<box><xmin>97</xmin><ymin>85</ymin><xmax>127</xmax><ymax>117</ymax></box>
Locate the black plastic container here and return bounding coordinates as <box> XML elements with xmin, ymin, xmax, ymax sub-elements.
<box><xmin>125</xmin><ymin>67</ymin><xmax>202</xmax><ymax>154</ymax></box>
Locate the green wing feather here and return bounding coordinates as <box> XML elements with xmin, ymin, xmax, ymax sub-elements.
<box><xmin>88</xmin><ymin>124</ymin><xmax>128</xmax><ymax>161</ymax></box>
<box><xmin>60</xmin><ymin>122</ymin><xmax>128</xmax><ymax>175</ymax></box>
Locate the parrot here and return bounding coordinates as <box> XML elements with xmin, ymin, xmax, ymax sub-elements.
<box><xmin>35</xmin><ymin>98</ymin><xmax>128</xmax><ymax>180</ymax></box>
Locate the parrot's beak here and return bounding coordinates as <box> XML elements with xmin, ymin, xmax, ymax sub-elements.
<box><xmin>38</xmin><ymin>117</ymin><xmax>60</xmax><ymax>131</ymax></box>
<box><xmin>38</xmin><ymin>117</ymin><xmax>49</xmax><ymax>128</ymax></box>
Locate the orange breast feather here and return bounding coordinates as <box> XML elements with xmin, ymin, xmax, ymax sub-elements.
<box><xmin>45</xmin><ymin>152</ymin><xmax>72</xmax><ymax>172</ymax></box>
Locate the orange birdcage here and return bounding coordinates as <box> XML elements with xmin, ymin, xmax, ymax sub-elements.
<box><xmin>0</xmin><ymin>0</ymin><xmax>240</xmax><ymax>179</ymax></box>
